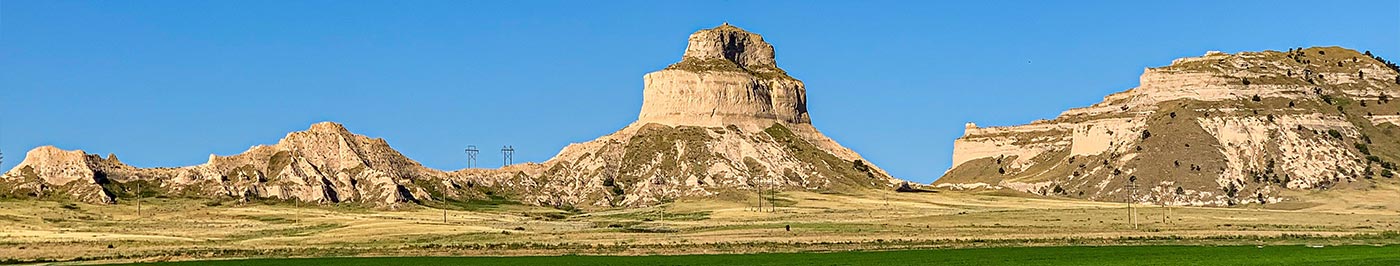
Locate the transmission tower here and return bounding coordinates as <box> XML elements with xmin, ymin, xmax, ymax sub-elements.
<box><xmin>464</xmin><ymin>145</ymin><xmax>480</xmax><ymax>168</ymax></box>
<box><xmin>501</xmin><ymin>145</ymin><xmax>515</xmax><ymax>166</ymax></box>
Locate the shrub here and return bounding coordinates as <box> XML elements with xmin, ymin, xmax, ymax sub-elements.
<box><xmin>1384</xmin><ymin>169</ymin><xmax>1395</xmax><ymax>178</ymax></box>
<box><xmin>1356</xmin><ymin>143</ymin><xmax>1372</xmax><ymax>155</ymax></box>
<box><xmin>1252</xmin><ymin>94</ymin><xmax>1262</xmax><ymax>102</ymax></box>
<box><xmin>1242</xmin><ymin>77</ymin><xmax>1251</xmax><ymax>85</ymax></box>
<box><xmin>602</xmin><ymin>176</ymin><xmax>616</xmax><ymax>187</ymax></box>
<box><xmin>1141</xmin><ymin>130</ymin><xmax>1152</xmax><ymax>139</ymax></box>
<box><xmin>1327</xmin><ymin>129</ymin><xmax>1343</xmax><ymax>139</ymax></box>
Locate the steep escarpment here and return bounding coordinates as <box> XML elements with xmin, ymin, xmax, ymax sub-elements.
<box><xmin>937</xmin><ymin>47</ymin><xmax>1400</xmax><ymax>206</ymax></box>
<box><xmin>638</xmin><ymin>23</ymin><xmax>810</xmax><ymax>129</ymax></box>
<box><xmin>0</xmin><ymin>24</ymin><xmax>898</xmax><ymax>208</ymax></box>
<box><xmin>489</xmin><ymin>23</ymin><xmax>897</xmax><ymax>207</ymax></box>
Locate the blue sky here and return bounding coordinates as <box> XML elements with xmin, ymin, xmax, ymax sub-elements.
<box><xmin>2</xmin><ymin>1</ymin><xmax>1398</xmax><ymax>183</ymax></box>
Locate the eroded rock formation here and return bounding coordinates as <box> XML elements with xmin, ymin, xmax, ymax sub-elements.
<box><xmin>936</xmin><ymin>47</ymin><xmax>1400</xmax><ymax>206</ymax></box>
<box><xmin>0</xmin><ymin>24</ymin><xmax>897</xmax><ymax>208</ymax></box>
<box><xmin>638</xmin><ymin>23</ymin><xmax>810</xmax><ymax>129</ymax></box>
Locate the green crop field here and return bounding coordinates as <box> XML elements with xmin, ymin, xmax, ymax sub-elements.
<box><xmin>113</xmin><ymin>245</ymin><xmax>1400</xmax><ymax>266</ymax></box>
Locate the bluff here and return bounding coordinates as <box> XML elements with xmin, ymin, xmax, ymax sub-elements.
<box><xmin>451</xmin><ymin>23</ymin><xmax>898</xmax><ymax>207</ymax></box>
<box><xmin>936</xmin><ymin>47</ymin><xmax>1400</xmax><ymax>206</ymax></box>
<box><xmin>0</xmin><ymin>24</ymin><xmax>898</xmax><ymax>208</ymax></box>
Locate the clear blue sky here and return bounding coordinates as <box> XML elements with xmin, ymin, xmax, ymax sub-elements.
<box><xmin>3</xmin><ymin>1</ymin><xmax>1398</xmax><ymax>183</ymax></box>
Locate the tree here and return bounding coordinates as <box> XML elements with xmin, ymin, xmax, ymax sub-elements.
<box><xmin>1252</xmin><ymin>94</ymin><xmax>1262</xmax><ymax>102</ymax></box>
<box><xmin>1141</xmin><ymin>129</ymin><xmax>1152</xmax><ymax>140</ymax></box>
<box><xmin>1242</xmin><ymin>77</ymin><xmax>1251</xmax><ymax>86</ymax></box>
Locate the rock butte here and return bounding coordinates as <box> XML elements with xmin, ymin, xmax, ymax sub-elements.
<box><xmin>0</xmin><ymin>24</ymin><xmax>898</xmax><ymax>208</ymax></box>
<box><xmin>937</xmin><ymin>47</ymin><xmax>1400</xmax><ymax>206</ymax></box>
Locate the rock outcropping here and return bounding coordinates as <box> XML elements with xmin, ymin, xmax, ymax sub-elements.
<box><xmin>465</xmin><ymin>23</ymin><xmax>896</xmax><ymax>207</ymax></box>
<box><xmin>936</xmin><ymin>47</ymin><xmax>1400</xmax><ymax>206</ymax></box>
<box><xmin>638</xmin><ymin>23</ymin><xmax>809</xmax><ymax>128</ymax></box>
<box><xmin>1</xmin><ymin>122</ymin><xmax>438</xmax><ymax>208</ymax></box>
<box><xmin>0</xmin><ymin>24</ymin><xmax>897</xmax><ymax>208</ymax></box>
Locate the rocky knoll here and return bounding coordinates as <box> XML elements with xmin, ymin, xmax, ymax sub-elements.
<box><xmin>1</xmin><ymin>122</ymin><xmax>441</xmax><ymax>208</ymax></box>
<box><xmin>0</xmin><ymin>24</ymin><xmax>898</xmax><ymax>208</ymax></box>
<box><xmin>937</xmin><ymin>47</ymin><xmax>1400</xmax><ymax>206</ymax></box>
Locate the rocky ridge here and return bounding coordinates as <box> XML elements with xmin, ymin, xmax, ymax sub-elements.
<box><xmin>936</xmin><ymin>47</ymin><xmax>1400</xmax><ymax>206</ymax></box>
<box><xmin>0</xmin><ymin>24</ymin><xmax>898</xmax><ymax>208</ymax></box>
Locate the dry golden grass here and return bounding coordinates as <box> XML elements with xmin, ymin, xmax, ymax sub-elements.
<box><xmin>4</xmin><ymin>188</ymin><xmax>1400</xmax><ymax>264</ymax></box>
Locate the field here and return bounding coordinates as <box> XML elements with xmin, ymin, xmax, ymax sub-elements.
<box><xmin>6</xmin><ymin>185</ymin><xmax>1400</xmax><ymax>264</ymax></box>
<box><xmin>107</xmin><ymin>245</ymin><xmax>1400</xmax><ymax>266</ymax></box>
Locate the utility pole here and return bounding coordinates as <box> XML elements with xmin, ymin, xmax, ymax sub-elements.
<box><xmin>136</xmin><ymin>182</ymin><xmax>142</xmax><ymax>218</ymax></box>
<box><xmin>759</xmin><ymin>178</ymin><xmax>768</xmax><ymax>212</ymax></box>
<box><xmin>465</xmin><ymin>145</ymin><xmax>479</xmax><ymax>168</ymax></box>
<box><xmin>290</xmin><ymin>146</ymin><xmax>303</xmax><ymax>223</ymax></box>
<box><xmin>1128</xmin><ymin>175</ymin><xmax>1138</xmax><ymax>230</ymax></box>
<box><xmin>444</xmin><ymin>208</ymin><xmax>448</xmax><ymax>224</ymax></box>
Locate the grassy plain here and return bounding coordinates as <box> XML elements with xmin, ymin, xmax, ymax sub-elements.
<box><xmin>5</xmin><ymin>186</ymin><xmax>1400</xmax><ymax>264</ymax></box>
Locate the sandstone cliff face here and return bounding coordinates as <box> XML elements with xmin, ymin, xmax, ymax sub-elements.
<box><xmin>0</xmin><ymin>147</ymin><xmax>119</xmax><ymax>204</ymax></box>
<box><xmin>468</xmin><ymin>24</ymin><xmax>895</xmax><ymax>207</ymax></box>
<box><xmin>937</xmin><ymin>47</ymin><xmax>1400</xmax><ymax>206</ymax></box>
<box><xmin>0</xmin><ymin>24</ymin><xmax>897</xmax><ymax>208</ymax></box>
<box><xmin>638</xmin><ymin>23</ymin><xmax>810</xmax><ymax>129</ymax></box>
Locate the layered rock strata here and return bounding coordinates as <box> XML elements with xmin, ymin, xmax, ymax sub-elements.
<box><xmin>937</xmin><ymin>47</ymin><xmax>1400</xmax><ymax>206</ymax></box>
<box><xmin>1</xmin><ymin>24</ymin><xmax>898</xmax><ymax>208</ymax></box>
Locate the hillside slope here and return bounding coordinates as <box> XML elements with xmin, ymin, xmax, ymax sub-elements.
<box><xmin>0</xmin><ymin>24</ymin><xmax>899</xmax><ymax>208</ymax></box>
<box><xmin>937</xmin><ymin>47</ymin><xmax>1400</xmax><ymax>206</ymax></box>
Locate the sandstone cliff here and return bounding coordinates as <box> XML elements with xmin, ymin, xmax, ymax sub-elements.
<box><xmin>937</xmin><ymin>47</ymin><xmax>1400</xmax><ymax>206</ymax></box>
<box><xmin>0</xmin><ymin>24</ymin><xmax>898</xmax><ymax>208</ymax></box>
<box><xmin>455</xmin><ymin>23</ymin><xmax>897</xmax><ymax>207</ymax></box>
